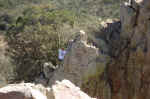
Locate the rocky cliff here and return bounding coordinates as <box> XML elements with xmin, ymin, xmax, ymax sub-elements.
<box><xmin>83</xmin><ymin>0</ymin><xmax>150</xmax><ymax>98</ymax></box>
<box><xmin>0</xmin><ymin>0</ymin><xmax>122</xmax><ymax>84</ymax></box>
<box><xmin>108</xmin><ymin>0</ymin><xmax>150</xmax><ymax>99</ymax></box>
<box><xmin>48</xmin><ymin>0</ymin><xmax>150</xmax><ymax>99</ymax></box>
<box><xmin>1</xmin><ymin>0</ymin><xmax>150</xmax><ymax>99</ymax></box>
<box><xmin>48</xmin><ymin>30</ymin><xmax>109</xmax><ymax>88</ymax></box>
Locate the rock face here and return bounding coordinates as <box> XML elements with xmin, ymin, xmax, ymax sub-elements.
<box><xmin>49</xmin><ymin>30</ymin><xmax>109</xmax><ymax>86</ymax></box>
<box><xmin>81</xmin><ymin>0</ymin><xmax>150</xmax><ymax>98</ymax></box>
<box><xmin>3</xmin><ymin>0</ymin><xmax>148</xmax><ymax>98</ymax></box>
<box><xmin>0</xmin><ymin>80</ymin><xmax>94</xmax><ymax>99</ymax></box>
<box><xmin>48</xmin><ymin>30</ymin><xmax>110</xmax><ymax>98</ymax></box>
<box><xmin>52</xmin><ymin>80</ymin><xmax>96</xmax><ymax>99</ymax></box>
<box><xmin>107</xmin><ymin>0</ymin><xmax>150</xmax><ymax>99</ymax></box>
<box><xmin>49</xmin><ymin>0</ymin><xmax>150</xmax><ymax>99</ymax></box>
<box><xmin>34</xmin><ymin>62</ymin><xmax>56</xmax><ymax>86</ymax></box>
<box><xmin>2</xmin><ymin>0</ymin><xmax>150</xmax><ymax>99</ymax></box>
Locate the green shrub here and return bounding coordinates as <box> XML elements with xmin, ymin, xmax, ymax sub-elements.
<box><xmin>6</xmin><ymin>5</ymin><xmax>76</xmax><ymax>82</ymax></box>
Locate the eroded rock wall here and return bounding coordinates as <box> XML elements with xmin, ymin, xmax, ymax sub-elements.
<box><xmin>49</xmin><ymin>0</ymin><xmax>150</xmax><ymax>99</ymax></box>
<box><xmin>108</xmin><ymin>0</ymin><xmax>150</xmax><ymax>99</ymax></box>
<box><xmin>27</xmin><ymin>0</ymin><xmax>150</xmax><ymax>99</ymax></box>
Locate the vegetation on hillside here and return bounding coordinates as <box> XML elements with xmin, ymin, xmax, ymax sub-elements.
<box><xmin>5</xmin><ymin>4</ymin><xmax>78</xmax><ymax>81</ymax></box>
<box><xmin>0</xmin><ymin>0</ymin><xmax>121</xmax><ymax>82</ymax></box>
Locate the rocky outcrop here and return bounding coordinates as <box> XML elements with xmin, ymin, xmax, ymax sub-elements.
<box><xmin>79</xmin><ymin>0</ymin><xmax>150</xmax><ymax>98</ymax></box>
<box><xmin>107</xmin><ymin>0</ymin><xmax>150</xmax><ymax>99</ymax></box>
<box><xmin>0</xmin><ymin>80</ymin><xmax>95</xmax><ymax>99</ymax></box>
<box><xmin>81</xmin><ymin>0</ymin><xmax>150</xmax><ymax>98</ymax></box>
<box><xmin>3</xmin><ymin>0</ymin><xmax>148</xmax><ymax>98</ymax></box>
<box><xmin>48</xmin><ymin>30</ymin><xmax>110</xmax><ymax>98</ymax></box>
<box><xmin>52</xmin><ymin>80</ymin><xmax>96</xmax><ymax>99</ymax></box>
<box><xmin>34</xmin><ymin>62</ymin><xmax>56</xmax><ymax>86</ymax></box>
<box><xmin>48</xmin><ymin>0</ymin><xmax>150</xmax><ymax>99</ymax></box>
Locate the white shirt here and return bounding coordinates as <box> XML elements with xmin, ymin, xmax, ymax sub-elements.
<box><xmin>58</xmin><ymin>49</ymin><xmax>66</xmax><ymax>60</ymax></box>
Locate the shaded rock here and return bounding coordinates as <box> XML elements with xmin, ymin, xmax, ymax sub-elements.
<box><xmin>131</xmin><ymin>0</ymin><xmax>142</xmax><ymax>10</ymax></box>
<box><xmin>35</xmin><ymin>77</ymin><xmax>48</xmax><ymax>86</ymax></box>
<box><xmin>120</xmin><ymin>2</ymin><xmax>136</xmax><ymax>37</ymax></box>
<box><xmin>96</xmin><ymin>20</ymin><xmax>121</xmax><ymax>58</ymax></box>
<box><xmin>106</xmin><ymin>0</ymin><xmax>150</xmax><ymax>99</ymax></box>
<box><xmin>43</xmin><ymin>62</ymin><xmax>56</xmax><ymax>79</ymax></box>
<box><xmin>48</xmin><ymin>0</ymin><xmax>150</xmax><ymax>99</ymax></box>
<box><xmin>0</xmin><ymin>23</ymin><xmax>7</xmax><ymax>31</ymax></box>
<box><xmin>34</xmin><ymin>62</ymin><xmax>57</xmax><ymax>86</ymax></box>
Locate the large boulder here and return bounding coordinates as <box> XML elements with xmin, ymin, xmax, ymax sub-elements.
<box><xmin>0</xmin><ymin>80</ymin><xmax>95</xmax><ymax>99</ymax></box>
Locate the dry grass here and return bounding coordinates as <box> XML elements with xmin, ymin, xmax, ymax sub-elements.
<box><xmin>0</xmin><ymin>35</ymin><xmax>15</xmax><ymax>86</ymax></box>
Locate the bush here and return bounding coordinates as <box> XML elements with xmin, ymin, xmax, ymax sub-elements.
<box><xmin>0</xmin><ymin>35</ymin><xmax>15</xmax><ymax>86</ymax></box>
<box><xmin>6</xmin><ymin>5</ymin><xmax>76</xmax><ymax>82</ymax></box>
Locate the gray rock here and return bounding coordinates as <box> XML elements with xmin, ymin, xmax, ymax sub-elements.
<box><xmin>120</xmin><ymin>2</ymin><xmax>136</xmax><ymax>37</ymax></box>
<box><xmin>0</xmin><ymin>80</ymin><xmax>95</xmax><ymax>99</ymax></box>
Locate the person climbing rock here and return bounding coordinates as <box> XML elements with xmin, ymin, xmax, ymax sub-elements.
<box><xmin>58</xmin><ymin>48</ymin><xmax>67</xmax><ymax>61</ymax></box>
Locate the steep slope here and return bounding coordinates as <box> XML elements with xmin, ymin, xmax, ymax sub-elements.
<box><xmin>50</xmin><ymin>0</ymin><xmax>121</xmax><ymax>18</ymax></box>
<box><xmin>83</xmin><ymin>0</ymin><xmax>150</xmax><ymax>98</ymax></box>
<box><xmin>0</xmin><ymin>0</ymin><xmax>121</xmax><ymax>84</ymax></box>
<box><xmin>47</xmin><ymin>0</ymin><xmax>150</xmax><ymax>99</ymax></box>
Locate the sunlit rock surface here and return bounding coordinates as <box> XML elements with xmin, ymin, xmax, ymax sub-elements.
<box><xmin>0</xmin><ymin>80</ymin><xmax>95</xmax><ymax>99</ymax></box>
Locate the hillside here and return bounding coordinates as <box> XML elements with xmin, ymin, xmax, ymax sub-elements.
<box><xmin>0</xmin><ymin>0</ymin><xmax>121</xmax><ymax>83</ymax></box>
<box><xmin>50</xmin><ymin>0</ymin><xmax>121</xmax><ymax>18</ymax></box>
<box><xmin>1</xmin><ymin>0</ymin><xmax>150</xmax><ymax>99</ymax></box>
